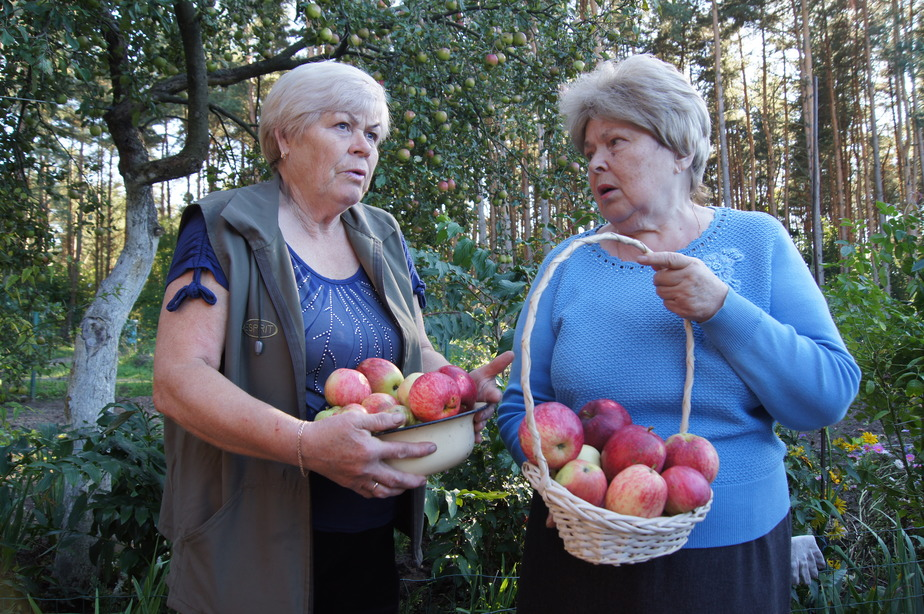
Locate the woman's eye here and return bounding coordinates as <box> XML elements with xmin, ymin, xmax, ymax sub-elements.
<box><xmin>365</xmin><ymin>131</ymin><xmax>379</xmax><ymax>143</ymax></box>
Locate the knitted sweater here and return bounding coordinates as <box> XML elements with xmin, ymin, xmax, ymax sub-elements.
<box><xmin>497</xmin><ymin>207</ymin><xmax>861</xmax><ymax>549</ymax></box>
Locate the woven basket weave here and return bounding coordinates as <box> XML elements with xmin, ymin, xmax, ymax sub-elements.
<box><xmin>520</xmin><ymin>232</ymin><xmax>712</xmax><ymax>566</ymax></box>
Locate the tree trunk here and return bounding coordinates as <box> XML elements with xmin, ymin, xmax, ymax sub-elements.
<box><xmin>738</xmin><ymin>35</ymin><xmax>757</xmax><ymax>211</ymax></box>
<box><xmin>711</xmin><ymin>0</ymin><xmax>732</xmax><ymax>208</ymax></box>
<box><xmin>797</xmin><ymin>0</ymin><xmax>824</xmax><ymax>285</ymax></box>
<box><xmin>759</xmin><ymin>25</ymin><xmax>778</xmax><ymax>218</ymax></box>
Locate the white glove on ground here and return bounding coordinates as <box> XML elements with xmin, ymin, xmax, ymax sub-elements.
<box><xmin>791</xmin><ymin>535</ymin><xmax>825</xmax><ymax>584</ymax></box>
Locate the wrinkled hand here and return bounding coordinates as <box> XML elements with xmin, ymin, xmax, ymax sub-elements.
<box><xmin>791</xmin><ymin>535</ymin><xmax>825</xmax><ymax>585</ymax></box>
<box><xmin>468</xmin><ymin>351</ymin><xmax>514</xmax><ymax>443</ymax></box>
<box><xmin>635</xmin><ymin>251</ymin><xmax>729</xmax><ymax>322</ymax></box>
<box><xmin>301</xmin><ymin>410</ymin><xmax>434</xmax><ymax>499</ymax></box>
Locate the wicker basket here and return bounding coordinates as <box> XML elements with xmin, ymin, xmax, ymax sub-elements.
<box><xmin>519</xmin><ymin>231</ymin><xmax>713</xmax><ymax>566</ymax></box>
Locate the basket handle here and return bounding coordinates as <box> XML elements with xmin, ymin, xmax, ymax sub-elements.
<box><xmin>520</xmin><ymin>232</ymin><xmax>695</xmax><ymax>486</ymax></box>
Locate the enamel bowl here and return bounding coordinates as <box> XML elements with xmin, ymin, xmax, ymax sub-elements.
<box><xmin>376</xmin><ymin>405</ymin><xmax>491</xmax><ymax>475</ymax></box>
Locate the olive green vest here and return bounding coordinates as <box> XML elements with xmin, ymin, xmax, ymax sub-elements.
<box><xmin>159</xmin><ymin>178</ymin><xmax>425</xmax><ymax>614</ymax></box>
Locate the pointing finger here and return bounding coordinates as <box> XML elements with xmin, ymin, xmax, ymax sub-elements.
<box><xmin>636</xmin><ymin>251</ymin><xmax>691</xmax><ymax>270</ymax></box>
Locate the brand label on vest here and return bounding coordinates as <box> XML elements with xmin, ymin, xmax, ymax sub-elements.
<box><xmin>243</xmin><ymin>319</ymin><xmax>278</xmax><ymax>339</ymax></box>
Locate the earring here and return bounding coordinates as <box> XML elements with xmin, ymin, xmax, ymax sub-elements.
<box><xmin>280</xmin><ymin>151</ymin><xmax>289</xmax><ymax>162</ymax></box>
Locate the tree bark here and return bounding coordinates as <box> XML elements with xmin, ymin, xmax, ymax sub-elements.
<box><xmin>711</xmin><ymin>0</ymin><xmax>732</xmax><ymax>208</ymax></box>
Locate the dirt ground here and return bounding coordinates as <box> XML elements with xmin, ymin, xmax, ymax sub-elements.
<box><xmin>8</xmin><ymin>396</ymin><xmax>157</xmax><ymax>429</ymax></box>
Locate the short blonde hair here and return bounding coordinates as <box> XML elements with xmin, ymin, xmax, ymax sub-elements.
<box><xmin>559</xmin><ymin>54</ymin><xmax>712</xmax><ymax>203</ymax></box>
<box><xmin>259</xmin><ymin>61</ymin><xmax>390</xmax><ymax>167</ymax></box>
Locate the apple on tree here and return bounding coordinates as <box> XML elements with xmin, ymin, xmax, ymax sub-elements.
<box><xmin>406</xmin><ymin>371</ymin><xmax>461</xmax><ymax>422</ymax></box>
<box><xmin>604</xmin><ymin>464</ymin><xmax>667</xmax><ymax>518</ymax></box>
<box><xmin>578</xmin><ymin>398</ymin><xmax>632</xmax><ymax>450</ymax></box>
<box><xmin>324</xmin><ymin>368</ymin><xmax>372</xmax><ymax>407</ymax></box>
<box><xmin>517</xmin><ymin>401</ymin><xmax>584</xmax><ymax>471</ymax></box>
<box><xmin>554</xmin><ymin>458</ymin><xmax>608</xmax><ymax>507</ymax></box>
<box><xmin>356</xmin><ymin>357</ymin><xmax>404</xmax><ymax>398</ymax></box>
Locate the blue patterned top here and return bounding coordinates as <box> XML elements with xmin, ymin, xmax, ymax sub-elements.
<box><xmin>165</xmin><ymin>206</ymin><xmax>427</xmax><ymax>532</ymax></box>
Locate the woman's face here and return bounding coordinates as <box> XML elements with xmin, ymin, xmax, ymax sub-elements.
<box><xmin>583</xmin><ymin>117</ymin><xmax>687</xmax><ymax>231</ymax></box>
<box><xmin>278</xmin><ymin>110</ymin><xmax>382</xmax><ymax>211</ymax></box>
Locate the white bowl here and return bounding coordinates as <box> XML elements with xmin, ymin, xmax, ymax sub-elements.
<box><xmin>376</xmin><ymin>405</ymin><xmax>490</xmax><ymax>475</ymax></box>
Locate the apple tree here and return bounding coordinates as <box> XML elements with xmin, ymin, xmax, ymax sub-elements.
<box><xmin>2</xmin><ymin>0</ymin><xmax>642</xmax><ymax>588</ymax></box>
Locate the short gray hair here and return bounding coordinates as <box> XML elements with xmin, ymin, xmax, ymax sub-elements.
<box><xmin>259</xmin><ymin>61</ymin><xmax>390</xmax><ymax>167</ymax></box>
<box><xmin>559</xmin><ymin>54</ymin><xmax>712</xmax><ymax>203</ymax></box>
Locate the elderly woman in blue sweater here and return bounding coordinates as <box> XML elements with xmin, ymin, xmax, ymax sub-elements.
<box><xmin>497</xmin><ymin>54</ymin><xmax>860</xmax><ymax>613</ymax></box>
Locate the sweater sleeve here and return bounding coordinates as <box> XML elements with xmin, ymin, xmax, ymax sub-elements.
<box><xmin>497</xmin><ymin>251</ymin><xmax>566</xmax><ymax>466</ymax></box>
<box><xmin>699</xmin><ymin>223</ymin><xmax>861</xmax><ymax>431</ymax></box>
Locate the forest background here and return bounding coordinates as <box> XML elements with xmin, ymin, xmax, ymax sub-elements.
<box><xmin>1</xmin><ymin>0</ymin><xmax>922</xmax><ymax>612</ymax></box>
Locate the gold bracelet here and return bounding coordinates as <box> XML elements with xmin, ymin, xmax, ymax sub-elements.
<box><xmin>296</xmin><ymin>420</ymin><xmax>308</xmax><ymax>477</ymax></box>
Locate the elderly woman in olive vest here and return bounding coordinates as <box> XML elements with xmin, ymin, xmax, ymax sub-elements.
<box><xmin>154</xmin><ymin>60</ymin><xmax>512</xmax><ymax>614</ymax></box>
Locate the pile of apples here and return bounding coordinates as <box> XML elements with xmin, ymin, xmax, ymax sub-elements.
<box><xmin>518</xmin><ymin>399</ymin><xmax>718</xmax><ymax>518</ymax></box>
<box><xmin>316</xmin><ymin>357</ymin><xmax>478</xmax><ymax>427</ymax></box>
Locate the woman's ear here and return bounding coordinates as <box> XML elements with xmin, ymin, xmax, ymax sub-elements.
<box><xmin>275</xmin><ymin>127</ymin><xmax>289</xmax><ymax>158</ymax></box>
<box><xmin>675</xmin><ymin>152</ymin><xmax>694</xmax><ymax>174</ymax></box>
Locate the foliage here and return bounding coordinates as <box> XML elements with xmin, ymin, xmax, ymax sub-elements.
<box><xmin>778</xmin><ymin>203</ymin><xmax>924</xmax><ymax>611</ymax></box>
<box><xmin>824</xmin><ymin>202</ymin><xmax>924</xmax><ymax>529</ymax></box>
<box><xmin>415</xmin><ymin>217</ymin><xmax>533</xmax><ymax>360</ymax></box>
<box><xmin>0</xmin><ymin>402</ymin><xmax>168</xmax><ymax>612</ymax></box>
<box><xmin>782</xmin><ymin>427</ymin><xmax>924</xmax><ymax>613</ymax></box>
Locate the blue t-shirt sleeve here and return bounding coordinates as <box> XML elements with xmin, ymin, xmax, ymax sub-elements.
<box><xmin>400</xmin><ymin>232</ymin><xmax>427</xmax><ymax>309</ymax></box>
<box><xmin>164</xmin><ymin>207</ymin><xmax>229</xmax><ymax>311</ymax></box>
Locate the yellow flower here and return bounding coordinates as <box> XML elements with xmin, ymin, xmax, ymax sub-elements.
<box><xmin>833</xmin><ymin>497</ymin><xmax>847</xmax><ymax>514</ymax></box>
<box><xmin>789</xmin><ymin>445</ymin><xmax>806</xmax><ymax>457</ymax></box>
<box><xmin>828</xmin><ymin>470</ymin><xmax>842</xmax><ymax>485</ymax></box>
<box><xmin>810</xmin><ymin>514</ymin><xmax>827</xmax><ymax>531</ymax></box>
<box><xmin>827</xmin><ymin>558</ymin><xmax>842</xmax><ymax>570</ymax></box>
<box><xmin>832</xmin><ymin>437</ymin><xmax>849</xmax><ymax>449</ymax></box>
<box><xmin>827</xmin><ymin>519</ymin><xmax>847</xmax><ymax>541</ymax></box>
<box><xmin>860</xmin><ymin>432</ymin><xmax>879</xmax><ymax>445</ymax></box>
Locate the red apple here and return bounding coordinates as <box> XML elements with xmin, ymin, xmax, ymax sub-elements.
<box><xmin>517</xmin><ymin>401</ymin><xmax>584</xmax><ymax>471</ymax></box>
<box><xmin>578</xmin><ymin>398</ymin><xmax>632</xmax><ymax>450</ymax></box>
<box><xmin>335</xmin><ymin>403</ymin><xmax>367</xmax><ymax>415</ymax></box>
<box><xmin>382</xmin><ymin>404</ymin><xmax>416</xmax><ymax>427</ymax></box>
<box><xmin>604</xmin><ymin>464</ymin><xmax>667</xmax><ymax>518</ymax></box>
<box><xmin>663</xmin><ymin>432</ymin><xmax>720</xmax><ymax>483</ymax></box>
<box><xmin>396</xmin><ymin>372</ymin><xmax>423</xmax><ymax>406</ymax></box>
<box><xmin>601</xmin><ymin>424</ymin><xmax>667</xmax><ymax>481</ymax></box>
<box><xmin>356</xmin><ymin>357</ymin><xmax>405</xmax><ymax>397</ymax></box>
<box><xmin>361</xmin><ymin>392</ymin><xmax>399</xmax><ymax>414</ymax></box>
<box><xmin>437</xmin><ymin>364</ymin><xmax>478</xmax><ymax>412</ymax></box>
<box><xmin>406</xmin><ymin>371</ymin><xmax>461</xmax><ymax>422</ymax></box>
<box><xmin>661</xmin><ymin>465</ymin><xmax>712</xmax><ymax>514</ymax></box>
<box><xmin>554</xmin><ymin>459</ymin><xmax>608</xmax><ymax>507</ymax></box>
<box><xmin>324</xmin><ymin>368</ymin><xmax>372</xmax><ymax>407</ymax></box>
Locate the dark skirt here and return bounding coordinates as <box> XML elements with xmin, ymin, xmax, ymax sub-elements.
<box><xmin>313</xmin><ymin>523</ymin><xmax>400</xmax><ymax>614</ymax></box>
<box><xmin>516</xmin><ymin>493</ymin><xmax>791</xmax><ymax>614</ymax></box>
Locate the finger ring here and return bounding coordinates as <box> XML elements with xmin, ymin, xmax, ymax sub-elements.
<box><xmin>372</xmin><ymin>481</ymin><xmax>379</xmax><ymax>492</ymax></box>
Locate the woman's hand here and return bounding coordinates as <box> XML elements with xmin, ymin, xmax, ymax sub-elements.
<box><xmin>635</xmin><ymin>251</ymin><xmax>729</xmax><ymax>322</ymax></box>
<box><xmin>467</xmin><ymin>351</ymin><xmax>514</xmax><ymax>443</ymax></box>
<box><xmin>301</xmin><ymin>410</ymin><xmax>435</xmax><ymax>498</ymax></box>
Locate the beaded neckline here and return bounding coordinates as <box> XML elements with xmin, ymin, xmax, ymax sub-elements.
<box><xmin>586</xmin><ymin>206</ymin><xmax>726</xmax><ymax>269</ymax></box>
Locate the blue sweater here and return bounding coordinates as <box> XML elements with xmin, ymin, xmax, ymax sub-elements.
<box><xmin>497</xmin><ymin>207</ymin><xmax>861</xmax><ymax>548</ymax></box>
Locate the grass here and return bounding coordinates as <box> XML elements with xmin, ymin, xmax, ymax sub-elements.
<box><xmin>28</xmin><ymin>344</ymin><xmax>154</xmax><ymax>400</ymax></box>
